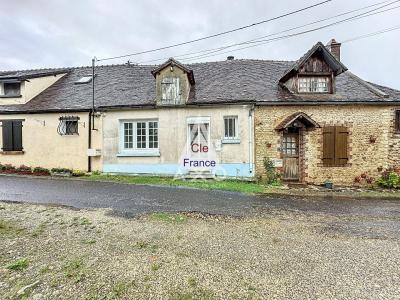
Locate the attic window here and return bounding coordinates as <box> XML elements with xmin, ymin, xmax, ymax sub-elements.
<box><xmin>75</xmin><ymin>76</ymin><xmax>93</xmax><ymax>84</ymax></box>
<box><xmin>298</xmin><ymin>77</ymin><xmax>329</xmax><ymax>93</ymax></box>
<box><xmin>1</xmin><ymin>82</ymin><xmax>21</xmax><ymax>96</ymax></box>
<box><xmin>161</xmin><ymin>77</ymin><xmax>180</xmax><ymax>104</ymax></box>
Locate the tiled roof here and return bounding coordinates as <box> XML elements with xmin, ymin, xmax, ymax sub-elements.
<box><xmin>0</xmin><ymin>59</ymin><xmax>399</xmax><ymax>113</ymax></box>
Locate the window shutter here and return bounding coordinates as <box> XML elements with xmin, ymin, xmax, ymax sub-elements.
<box><xmin>334</xmin><ymin>126</ymin><xmax>348</xmax><ymax>166</ymax></box>
<box><xmin>322</xmin><ymin>126</ymin><xmax>335</xmax><ymax>166</ymax></box>
<box><xmin>2</xmin><ymin>121</ymin><xmax>13</xmax><ymax>151</ymax></box>
<box><xmin>395</xmin><ymin>110</ymin><xmax>400</xmax><ymax>132</ymax></box>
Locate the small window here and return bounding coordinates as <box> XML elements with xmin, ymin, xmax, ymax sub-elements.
<box><xmin>75</xmin><ymin>76</ymin><xmax>93</xmax><ymax>84</ymax></box>
<box><xmin>2</xmin><ymin>82</ymin><xmax>21</xmax><ymax>96</ymax></box>
<box><xmin>322</xmin><ymin>126</ymin><xmax>349</xmax><ymax>167</ymax></box>
<box><xmin>121</xmin><ymin>120</ymin><xmax>158</xmax><ymax>151</ymax></box>
<box><xmin>224</xmin><ymin>116</ymin><xmax>239</xmax><ymax>140</ymax></box>
<box><xmin>298</xmin><ymin>77</ymin><xmax>329</xmax><ymax>93</ymax></box>
<box><xmin>58</xmin><ymin>117</ymin><xmax>79</xmax><ymax>135</ymax></box>
<box><xmin>161</xmin><ymin>77</ymin><xmax>180</xmax><ymax>104</ymax></box>
<box><xmin>395</xmin><ymin>110</ymin><xmax>400</xmax><ymax>133</ymax></box>
<box><xmin>1</xmin><ymin>120</ymin><xmax>23</xmax><ymax>151</ymax></box>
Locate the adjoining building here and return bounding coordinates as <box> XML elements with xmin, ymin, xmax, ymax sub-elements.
<box><xmin>1</xmin><ymin>39</ymin><xmax>399</xmax><ymax>184</ymax></box>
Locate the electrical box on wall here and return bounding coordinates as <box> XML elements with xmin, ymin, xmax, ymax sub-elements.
<box><xmin>87</xmin><ymin>148</ymin><xmax>102</xmax><ymax>157</ymax></box>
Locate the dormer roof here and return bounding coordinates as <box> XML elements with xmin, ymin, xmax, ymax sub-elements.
<box><xmin>0</xmin><ymin>68</ymin><xmax>70</xmax><ymax>81</ymax></box>
<box><xmin>279</xmin><ymin>42</ymin><xmax>348</xmax><ymax>83</ymax></box>
<box><xmin>151</xmin><ymin>58</ymin><xmax>195</xmax><ymax>84</ymax></box>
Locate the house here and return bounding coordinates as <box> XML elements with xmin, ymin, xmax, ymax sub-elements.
<box><xmin>0</xmin><ymin>39</ymin><xmax>399</xmax><ymax>184</ymax></box>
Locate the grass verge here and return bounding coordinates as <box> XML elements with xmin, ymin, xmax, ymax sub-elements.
<box><xmin>83</xmin><ymin>174</ymin><xmax>265</xmax><ymax>194</ymax></box>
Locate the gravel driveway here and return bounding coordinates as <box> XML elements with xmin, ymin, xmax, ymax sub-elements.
<box><xmin>0</xmin><ymin>201</ymin><xmax>400</xmax><ymax>299</ymax></box>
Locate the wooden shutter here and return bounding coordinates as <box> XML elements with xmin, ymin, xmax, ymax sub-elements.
<box><xmin>395</xmin><ymin>110</ymin><xmax>400</xmax><ymax>132</ymax></box>
<box><xmin>334</xmin><ymin>126</ymin><xmax>348</xmax><ymax>166</ymax></box>
<box><xmin>2</xmin><ymin>121</ymin><xmax>14</xmax><ymax>151</ymax></box>
<box><xmin>12</xmin><ymin>121</ymin><xmax>23</xmax><ymax>151</ymax></box>
<box><xmin>322</xmin><ymin>126</ymin><xmax>335</xmax><ymax>166</ymax></box>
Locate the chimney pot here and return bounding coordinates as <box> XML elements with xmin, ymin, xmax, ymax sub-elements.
<box><xmin>326</xmin><ymin>38</ymin><xmax>341</xmax><ymax>61</ymax></box>
<box><xmin>227</xmin><ymin>56</ymin><xmax>234</xmax><ymax>61</ymax></box>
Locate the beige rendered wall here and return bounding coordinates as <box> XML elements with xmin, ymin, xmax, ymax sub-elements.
<box><xmin>0</xmin><ymin>74</ymin><xmax>66</xmax><ymax>106</ymax></box>
<box><xmin>255</xmin><ymin>105</ymin><xmax>400</xmax><ymax>185</ymax></box>
<box><xmin>0</xmin><ymin>112</ymin><xmax>102</xmax><ymax>171</ymax></box>
<box><xmin>102</xmin><ymin>105</ymin><xmax>253</xmax><ymax>176</ymax></box>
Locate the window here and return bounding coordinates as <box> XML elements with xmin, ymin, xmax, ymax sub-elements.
<box><xmin>75</xmin><ymin>76</ymin><xmax>93</xmax><ymax>84</ymax></box>
<box><xmin>282</xmin><ymin>135</ymin><xmax>298</xmax><ymax>155</ymax></box>
<box><xmin>57</xmin><ymin>117</ymin><xmax>79</xmax><ymax>135</ymax></box>
<box><xmin>161</xmin><ymin>77</ymin><xmax>180</xmax><ymax>104</ymax></box>
<box><xmin>2</xmin><ymin>82</ymin><xmax>21</xmax><ymax>96</ymax></box>
<box><xmin>1</xmin><ymin>120</ymin><xmax>23</xmax><ymax>151</ymax></box>
<box><xmin>395</xmin><ymin>110</ymin><xmax>400</xmax><ymax>133</ymax></box>
<box><xmin>322</xmin><ymin>126</ymin><xmax>349</xmax><ymax>166</ymax></box>
<box><xmin>223</xmin><ymin>116</ymin><xmax>239</xmax><ymax>141</ymax></box>
<box><xmin>298</xmin><ymin>77</ymin><xmax>329</xmax><ymax>93</ymax></box>
<box><xmin>121</xmin><ymin>120</ymin><xmax>158</xmax><ymax>152</ymax></box>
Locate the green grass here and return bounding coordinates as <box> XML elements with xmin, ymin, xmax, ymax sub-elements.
<box><xmin>6</xmin><ymin>258</ymin><xmax>29</xmax><ymax>271</ymax></box>
<box><xmin>84</xmin><ymin>174</ymin><xmax>264</xmax><ymax>194</ymax></box>
<box><xmin>62</xmin><ymin>257</ymin><xmax>86</xmax><ymax>283</ymax></box>
<box><xmin>150</xmin><ymin>212</ymin><xmax>188</xmax><ymax>224</ymax></box>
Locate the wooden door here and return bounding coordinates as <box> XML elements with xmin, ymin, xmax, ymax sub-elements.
<box><xmin>282</xmin><ymin>133</ymin><xmax>299</xmax><ymax>180</ymax></box>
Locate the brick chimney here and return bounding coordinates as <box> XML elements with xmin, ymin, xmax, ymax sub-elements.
<box><xmin>326</xmin><ymin>38</ymin><xmax>341</xmax><ymax>61</ymax></box>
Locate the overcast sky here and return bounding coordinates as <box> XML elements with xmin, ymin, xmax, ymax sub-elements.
<box><xmin>0</xmin><ymin>0</ymin><xmax>399</xmax><ymax>88</ymax></box>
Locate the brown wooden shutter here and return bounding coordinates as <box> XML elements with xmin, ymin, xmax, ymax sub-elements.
<box><xmin>322</xmin><ymin>126</ymin><xmax>335</xmax><ymax>166</ymax></box>
<box><xmin>12</xmin><ymin>121</ymin><xmax>23</xmax><ymax>151</ymax></box>
<box><xmin>334</xmin><ymin>126</ymin><xmax>348</xmax><ymax>166</ymax></box>
<box><xmin>395</xmin><ymin>110</ymin><xmax>400</xmax><ymax>132</ymax></box>
<box><xmin>2</xmin><ymin>121</ymin><xmax>14</xmax><ymax>151</ymax></box>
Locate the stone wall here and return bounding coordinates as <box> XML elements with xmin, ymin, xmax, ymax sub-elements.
<box><xmin>255</xmin><ymin>105</ymin><xmax>400</xmax><ymax>185</ymax></box>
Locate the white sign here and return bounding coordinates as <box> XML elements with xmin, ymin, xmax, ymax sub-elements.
<box><xmin>272</xmin><ymin>159</ymin><xmax>283</xmax><ymax>168</ymax></box>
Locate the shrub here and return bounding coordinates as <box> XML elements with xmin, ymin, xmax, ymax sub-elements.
<box><xmin>263</xmin><ymin>157</ymin><xmax>280</xmax><ymax>185</ymax></box>
<box><xmin>33</xmin><ymin>167</ymin><xmax>50</xmax><ymax>176</ymax></box>
<box><xmin>72</xmin><ymin>170</ymin><xmax>86</xmax><ymax>177</ymax></box>
<box><xmin>377</xmin><ymin>171</ymin><xmax>400</xmax><ymax>189</ymax></box>
<box><xmin>16</xmin><ymin>165</ymin><xmax>32</xmax><ymax>174</ymax></box>
<box><xmin>51</xmin><ymin>168</ymin><xmax>72</xmax><ymax>174</ymax></box>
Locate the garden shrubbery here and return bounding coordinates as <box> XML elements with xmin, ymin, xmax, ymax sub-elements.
<box><xmin>376</xmin><ymin>168</ymin><xmax>400</xmax><ymax>189</ymax></box>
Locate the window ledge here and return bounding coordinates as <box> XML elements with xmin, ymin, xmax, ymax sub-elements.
<box><xmin>0</xmin><ymin>95</ymin><xmax>22</xmax><ymax>98</ymax></box>
<box><xmin>117</xmin><ymin>150</ymin><xmax>160</xmax><ymax>157</ymax></box>
<box><xmin>1</xmin><ymin>150</ymin><xmax>24</xmax><ymax>155</ymax></box>
<box><xmin>222</xmin><ymin>139</ymin><xmax>240</xmax><ymax>144</ymax></box>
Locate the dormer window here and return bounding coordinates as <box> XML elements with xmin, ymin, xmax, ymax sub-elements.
<box><xmin>161</xmin><ymin>77</ymin><xmax>180</xmax><ymax>104</ymax></box>
<box><xmin>1</xmin><ymin>82</ymin><xmax>21</xmax><ymax>97</ymax></box>
<box><xmin>298</xmin><ymin>77</ymin><xmax>329</xmax><ymax>93</ymax></box>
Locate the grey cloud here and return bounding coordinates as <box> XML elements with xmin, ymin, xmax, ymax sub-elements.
<box><xmin>0</xmin><ymin>0</ymin><xmax>398</xmax><ymax>88</ymax></box>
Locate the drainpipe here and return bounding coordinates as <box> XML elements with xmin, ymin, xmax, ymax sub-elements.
<box><xmin>88</xmin><ymin>111</ymin><xmax>92</xmax><ymax>172</ymax></box>
<box><xmin>248</xmin><ymin>105</ymin><xmax>255</xmax><ymax>176</ymax></box>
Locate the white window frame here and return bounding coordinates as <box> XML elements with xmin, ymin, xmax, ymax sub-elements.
<box><xmin>222</xmin><ymin>115</ymin><xmax>240</xmax><ymax>144</ymax></box>
<box><xmin>298</xmin><ymin>77</ymin><xmax>329</xmax><ymax>93</ymax></box>
<box><xmin>118</xmin><ymin>119</ymin><xmax>160</xmax><ymax>157</ymax></box>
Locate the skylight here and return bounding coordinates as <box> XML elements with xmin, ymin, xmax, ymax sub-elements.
<box><xmin>75</xmin><ymin>76</ymin><xmax>93</xmax><ymax>84</ymax></box>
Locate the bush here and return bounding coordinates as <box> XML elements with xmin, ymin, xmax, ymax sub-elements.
<box><xmin>72</xmin><ymin>170</ymin><xmax>86</xmax><ymax>177</ymax></box>
<box><xmin>1</xmin><ymin>164</ymin><xmax>16</xmax><ymax>171</ymax></box>
<box><xmin>16</xmin><ymin>165</ymin><xmax>32</xmax><ymax>174</ymax></box>
<box><xmin>33</xmin><ymin>167</ymin><xmax>50</xmax><ymax>176</ymax></box>
<box><xmin>377</xmin><ymin>171</ymin><xmax>400</xmax><ymax>189</ymax></box>
<box><xmin>263</xmin><ymin>157</ymin><xmax>280</xmax><ymax>185</ymax></box>
<box><xmin>51</xmin><ymin>168</ymin><xmax>72</xmax><ymax>174</ymax></box>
